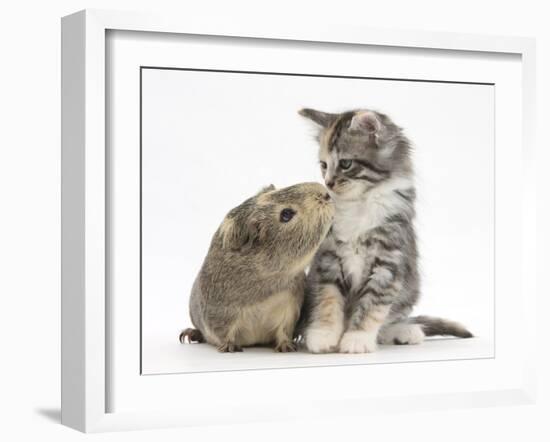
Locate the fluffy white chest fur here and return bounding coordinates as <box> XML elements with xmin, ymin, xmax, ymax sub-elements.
<box><xmin>338</xmin><ymin>243</ymin><xmax>367</xmax><ymax>287</ymax></box>
<box><xmin>332</xmin><ymin>177</ymin><xmax>412</xmax><ymax>287</ymax></box>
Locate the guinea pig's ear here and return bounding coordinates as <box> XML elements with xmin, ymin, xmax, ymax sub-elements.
<box><xmin>219</xmin><ymin>217</ymin><xmax>248</xmax><ymax>250</ymax></box>
<box><xmin>246</xmin><ymin>212</ymin><xmax>270</xmax><ymax>246</ymax></box>
<box><xmin>298</xmin><ymin>108</ymin><xmax>337</xmax><ymax>128</ymax></box>
<box><xmin>255</xmin><ymin>184</ymin><xmax>275</xmax><ymax>196</ymax></box>
<box><xmin>219</xmin><ymin>214</ymin><xmax>268</xmax><ymax>251</ymax></box>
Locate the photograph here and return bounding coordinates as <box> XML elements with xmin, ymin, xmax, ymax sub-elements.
<box><xmin>140</xmin><ymin>67</ymin><xmax>494</xmax><ymax>374</ymax></box>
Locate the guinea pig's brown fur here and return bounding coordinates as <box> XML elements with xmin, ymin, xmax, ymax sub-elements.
<box><xmin>179</xmin><ymin>182</ymin><xmax>334</xmax><ymax>352</ymax></box>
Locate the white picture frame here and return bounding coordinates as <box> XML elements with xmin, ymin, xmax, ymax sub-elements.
<box><xmin>61</xmin><ymin>9</ymin><xmax>537</xmax><ymax>433</ymax></box>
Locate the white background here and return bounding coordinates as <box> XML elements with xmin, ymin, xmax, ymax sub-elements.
<box><xmin>141</xmin><ymin>68</ymin><xmax>494</xmax><ymax>373</ymax></box>
<box><xmin>0</xmin><ymin>1</ymin><xmax>548</xmax><ymax>441</ymax></box>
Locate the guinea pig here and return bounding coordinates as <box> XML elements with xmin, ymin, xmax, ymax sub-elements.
<box><xmin>179</xmin><ymin>182</ymin><xmax>334</xmax><ymax>352</ymax></box>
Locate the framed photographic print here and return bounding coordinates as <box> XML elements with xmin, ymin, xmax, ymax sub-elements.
<box><xmin>61</xmin><ymin>9</ymin><xmax>537</xmax><ymax>432</ymax></box>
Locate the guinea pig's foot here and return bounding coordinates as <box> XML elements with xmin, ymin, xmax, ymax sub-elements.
<box><xmin>274</xmin><ymin>341</ymin><xmax>297</xmax><ymax>353</ymax></box>
<box><xmin>218</xmin><ymin>343</ymin><xmax>243</xmax><ymax>353</ymax></box>
<box><xmin>179</xmin><ymin>328</ymin><xmax>205</xmax><ymax>344</ymax></box>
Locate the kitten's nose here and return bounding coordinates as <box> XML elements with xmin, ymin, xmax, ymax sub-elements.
<box><xmin>326</xmin><ymin>180</ymin><xmax>335</xmax><ymax>189</ymax></box>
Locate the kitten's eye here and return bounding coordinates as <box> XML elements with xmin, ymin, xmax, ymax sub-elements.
<box><xmin>280</xmin><ymin>208</ymin><xmax>296</xmax><ymax>223</ymax></box>
<box><xmin>339</xmin><ymin>159</ymin><xmax>353</xmax><ymax>170</ymax></box>
<box><xmin>320</xmin><ymin>161</ymin><xmax>327</xmax><ymax>170</ymax></box>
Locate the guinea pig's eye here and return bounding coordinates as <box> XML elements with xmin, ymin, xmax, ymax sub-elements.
<box><xmin>280</xmin><ymin>208</ymin><xmax>296</xmax><ymax>223</ymax></box>
<box><xmin>339</xmin><ymin>159</ymin><xmax>352</xmax><ymax>170</ymax></box>
<box><xmin>320</xmin><ymin>161</ymin><xmax>327</xmax><ymax>170</ymax></box>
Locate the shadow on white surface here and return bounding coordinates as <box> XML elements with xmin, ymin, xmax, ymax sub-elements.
<box><xmin>142</xmin><ymin>336</ymin><xmax>493</xmax><ymax>375</ymax></box>
<box><xmin>35</xmin><ymin>408</ymin><xmax>61</xmax><ymax>424</ymax></box>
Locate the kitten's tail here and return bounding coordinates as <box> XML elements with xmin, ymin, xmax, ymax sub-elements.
<box><xmin>408</xmin><ymin>315</ymin><xmax>473</xmax><ymax>338</ymax></box>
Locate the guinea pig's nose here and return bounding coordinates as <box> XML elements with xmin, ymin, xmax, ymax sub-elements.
<box><xmin>323</xmin><ymin>192</ymin><xmax>331</xmax><ymax>201</ymax></box>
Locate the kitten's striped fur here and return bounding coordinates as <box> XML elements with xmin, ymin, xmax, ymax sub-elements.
<box><xmin>298</xmin><ymin>108</ymin><xmax>472</xmax><ymax>353</ymax></box>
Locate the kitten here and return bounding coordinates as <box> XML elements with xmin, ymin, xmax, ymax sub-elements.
<box><xmin>298</xmin><ymin>108</ymin><xmax>472</xmax><ymax>353</ymax></box>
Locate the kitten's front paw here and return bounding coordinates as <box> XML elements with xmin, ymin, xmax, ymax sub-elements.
<box><xmin>305</xmin><ymin>327</ymin><xmax>342</xmax><ymax>353</ymax></box>
<box><xmin>339</xmin><ymin>330</ymin><xmax>378</xmax><ymax>354</ymax></box>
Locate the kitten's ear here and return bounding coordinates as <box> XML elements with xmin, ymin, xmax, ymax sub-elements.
<box><xmin>298</xmin><ymin>108</ymin><xmax>337</xmax><ymax>128</ymax></box>
<box><xmin>256</xmin><ymin>184</ymin><xmax>276</xmax><ymax>196</ymax></box>
<box><xmin>349</xmin><ymin>111</ymin><xmax>381</xmax><ymax>134</ymax></box>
